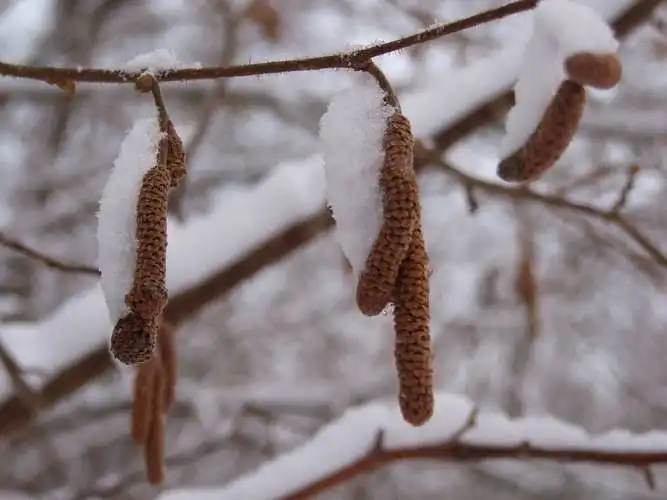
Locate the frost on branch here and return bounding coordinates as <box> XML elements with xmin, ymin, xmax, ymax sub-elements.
<box><xmin>498</xmin><ymin>0</ymin><xmax>621</xmax><ymax>182</ymax></box>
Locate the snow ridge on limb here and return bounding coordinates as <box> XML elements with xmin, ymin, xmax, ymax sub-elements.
<box><xmin>498</xmin><ymin>0</ymin><xmax>622</xmax><ymax>183</ymax></box>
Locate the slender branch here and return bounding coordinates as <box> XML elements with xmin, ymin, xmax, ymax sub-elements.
<box><xmin>282</xmin><ymin>437</ymin><xmax>667</xmax><ymax>500</ymax></box>
<box><xmin>0</xmin><ymin>231</ymin><xmax>99</xmax><ymax>276</ymax></box>
<box><xmin>0</xmin><ymin>1</ymin><xmax>536</xmax><ymax>85</ymax></box>
<box><xmin>416</xmin><ymin>144</ymin><xmax>667</xmax><ymax>269</ymax></box>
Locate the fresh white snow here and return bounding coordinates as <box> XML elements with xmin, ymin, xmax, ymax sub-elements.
<box><xmin>96</xmin><ymin>117</ymin><xmax>162</xmax><ymax>324</ymax></box>
<box><xmin>499</xmin><ymin>0</ymin><xmax>619</xmax><ymax>159</ymax></box>
<box><xmin>158</xmin><ymin>392</ymin><xmax>667</xmax><ymax>500</ymax></box>
<box><xmin>319</xmin><ymin>73</ymin><xmax>395</xmax><ymax>278</ymax></box>
<box><xmin>125</xmin><ymin>48</ymin><xmax>201</xmax><ymax>72</ymax></box>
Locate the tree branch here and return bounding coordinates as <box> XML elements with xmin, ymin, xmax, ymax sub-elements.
<box><xmin>0</xmin><ymin>231</ymin><xmax>99</xmax><ymax>276</ymax></box>
<box><xmin>0</xmin><ymin>1</ymin><xmax>536</xmax><ymax>85</ymax></box>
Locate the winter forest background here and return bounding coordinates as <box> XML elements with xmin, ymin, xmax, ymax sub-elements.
<box><xmin>1</xmin><ymin>0</ymin><xmax>667</xmax><ymax>499</ymax></box>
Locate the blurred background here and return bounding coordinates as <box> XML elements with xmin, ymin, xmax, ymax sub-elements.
<box><xmin>0</xmin><ymin>0</ymin><xmax>667</xmax><ymax>498</ymax></box>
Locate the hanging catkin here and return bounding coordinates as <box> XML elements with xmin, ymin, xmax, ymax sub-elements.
<box><xmin>356</xmin><ymin>113</ymin><xmax>419</xmax><ymax>316</ymax></box>
<box><xmin>158</xmin><ymin>321</ymin><xmax>177</xmax><ymax>411</ymax></box>
<box><xmin>110</xmin><ymin>120</ymin><xmax>187</xmax><ymax>365</ymax></box>
<box><xmin>131</xmin><ymin>358</ymin><xmax>159</xmax><ymax>446</ymax></box>
<box><xmin>498</xmin><ymin>80</ymin><xmax>586</xmax><ymax>182</ymax></box>
<box><xmin>393</xmin><ymin>224</ymin><xmax>434</xmax><ymax>426</ymax></box>
<box><xmin>565</xmin><ymin>52</ymin><xmax>622</xmax><ymax>90</ymax></box>
<box><xmin>144</xmin><ymin>359</ymin><xmax>166</xmax><ymax>485</ymax></box>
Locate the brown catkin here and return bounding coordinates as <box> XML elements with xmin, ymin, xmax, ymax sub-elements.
<box><xmin>110</xmin><ymin>312</ymin><xmax>158</xmax><ymax>365</ymax></box>
<box><xmin>144</xmin><ymin>365</ymin><xmax>166</xmax><ymax>485</ymax></box>
<box><xmin>356</xmin><ymin>113</ymin><xmax>419</xmax><ymax>316</ymax></box>
<box><xmin>393</xmin><ymin>224</ymin><xmax>434</xmax><ymax>426</ymax></box>
<box><xmin>565</xmin><ymin>52</ymin><xmax>622</xmax><ymax>90</ymax></box>
<box><xmin>166</xmin><ymin>120</ymin><xmax>187</xmax><ymax>188</ymax></box>
<box><xmin>498</xmin><ymin>80</ymin><xmax>586</xmax><ymax>182</ymax></box>
<box><xmin>111</xmin><ymin>143</ymin><xmax>172</xmax><ymax>365</ymax></box>
<box><xmin>131</xmin><ymin>358</ymin><xmax>159</xmax><ymax>445</ymax></box>
<box><xmin>158</xmin><ymin>321</ymin><xmax>177</xmax><ymax>411</ymax></box>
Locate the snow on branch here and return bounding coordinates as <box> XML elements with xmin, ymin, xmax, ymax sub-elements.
<box><xmin>158</xmin><ymin>393</ymin><xmax>667</xmax><ymax>500</ymax></box>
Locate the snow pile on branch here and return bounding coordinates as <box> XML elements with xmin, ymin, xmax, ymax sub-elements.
<box><xmin>319</xmin><ymin>74</ymin><xmax>395</xmax><ymax>278</ymax></box>
<box><xmin>125</xmin><ymin>49</ymin><xmax>202</xmax><ymax>73</ymax></box>
<box><xmin>97</xmin><ymin>117</ymin><xmax>162</xmax><ymax>324</ymax></box>
<box><xmin>158</xmin><ymin>392</ymin><xmax>667</xmax><ymax>500</ymax></box>
<box><xmin>500</xmin><ymin>0</ymin><xmax>619</xmax><ymax>159</ymax></box>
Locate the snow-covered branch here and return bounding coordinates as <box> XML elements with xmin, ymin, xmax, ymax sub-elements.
<box><xmin>159</xmin><ymin>394</ymin><xmax>667</xmax><ymax>500</ymax></box>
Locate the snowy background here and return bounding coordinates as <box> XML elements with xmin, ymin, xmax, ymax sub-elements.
<box><xmin>0</xmin><ymin>0</ymin><xmax>667</xmax><ymax>499</ymax></box>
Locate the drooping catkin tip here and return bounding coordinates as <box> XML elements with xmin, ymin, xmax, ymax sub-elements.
<box><xmin>393</xmin><ymin>227</ymin><xmax>434</xmax><ymax>426</ymax></box>
<box><xmin>497</xmin><ymin>148</ymin><xmax>527</xmax><ymax>183</ymax></box>
<box><xmin>565</xmin><ymin>52</ymin><xmax>622</xmax><ymax>90</ymax></box>
<box><xmin>110</xmin><ymin>312</ymin><xmax>158</xmax><ymax>366</ymax></box>
<box><xmin>356</xmin><ymin>112</ymin><xmax>419</xmax><ymax>316</ymax></box>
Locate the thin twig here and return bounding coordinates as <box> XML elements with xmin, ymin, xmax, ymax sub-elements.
<box><xmin>0</xmin><ymin>1</ymin><xmax>536</xmax><ymax>85</ymax></box>
<box><xmin>0</xmin><ymin>231</ymin><xmax>99</xmax><ymax>276</ymax></box>
<box><xmin>611</xmin><ymin>164</ymin><xmax>641</xmax><ymax>214</ymax></box>
<box><xmin>416</xmin><ymin>144</ymin><xmax>667</xmax><ymax>270</ymax></box>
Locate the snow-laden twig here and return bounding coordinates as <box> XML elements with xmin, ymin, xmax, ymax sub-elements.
<box><xmin>157</xmin><ymin>393</ymin><xmax>667</xmax><ymax>500</ymax></box>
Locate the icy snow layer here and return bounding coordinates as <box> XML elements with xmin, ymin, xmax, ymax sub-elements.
<box><xmin>158</xmin><ymin>392</ymin><xmax>667</xmax><ymax>500</ymax></box>
<box><xmin>96</xmin><ymin>117</ymin><xmax>161</xmax><ymax>324</ymax></box>
<box><xmin>0</xmin><ymin>155</ymin><xmax>325</xmax><ymax>399</ymax></box>
<box><xmin>319</xmin><ymin>73</ymin><xmax>395</xmax><ymax>278</ymax></box>
<box><xmin>499</xmin><ymin>0</ymin><xmax>619</xmax><ymax>159</ymax></box>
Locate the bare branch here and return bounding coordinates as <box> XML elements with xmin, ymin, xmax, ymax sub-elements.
<box><xmin>0</xmin><ymin>231</ymin><xmax>99</xmax><ymax>276</ymax></box>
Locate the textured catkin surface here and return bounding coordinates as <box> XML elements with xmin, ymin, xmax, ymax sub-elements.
<box><xmin>356</xmin><ymin>113</ymin><xmax>419</xmax><ymax>316</ymax></box>
<box><xmin>110</xmin><ymin>311</ymin><xmax>159</xmax><ymax>365</ymax></box>
<box><xmin>166</xmin><ymin>120</ymin><xmax>187</xmax><ymax>187</ymax></box>
<box><xmin>565</xmin><ymin>52</ymin><xmax>622</xmax><ymax>90</ymax></box>
<box><xmin>393</xmin><ymin>225</ymin><xmax>434</xmax><ymax>426</ymax></box>
<box><xmin>498</xmin><ymin>80</ymin><xmax>586</xmax><ymax>182</ymax></box>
